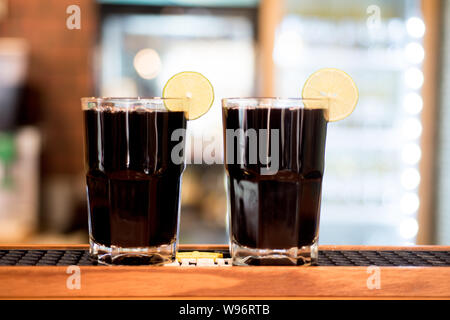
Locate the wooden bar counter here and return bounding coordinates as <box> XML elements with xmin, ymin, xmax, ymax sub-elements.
<box><xmin>0</xmin><ymin>245</ymin><xmax>449</xmax><ymax>299</ymax></box>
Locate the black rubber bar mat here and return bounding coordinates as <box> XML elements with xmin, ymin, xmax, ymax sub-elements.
<box><xmin>0</xmin><ymin>249</ymin><xmax>449</xmax><ymax>266</ymax></box>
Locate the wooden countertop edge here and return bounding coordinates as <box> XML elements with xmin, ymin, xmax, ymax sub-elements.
<box><xmin>1</xmin><ymin>265</ymin><xmax>449</xmax><ymax>298</ymax></box>
<box><xmin>2</xmin><ymin>297</ymin><xmax>449</xmax><ymax>300</ymax></box>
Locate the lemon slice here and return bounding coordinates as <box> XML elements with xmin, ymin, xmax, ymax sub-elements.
<box><xmin>162</xmin><ymin>71</ymin><xmax>214</xmax><ymax>120</ymax></box>
<box><xmin>302</xmin><ymin>68</ymin><xmax>359</xmax><ymax>122</ymax></box>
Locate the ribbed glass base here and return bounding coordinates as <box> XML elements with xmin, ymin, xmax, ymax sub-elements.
<box><xmin>89</xmin><ymin>238</ymin><xmax>176</xmax><ymax>265</ymax></box>
<box><xmin>230</xmin><ymin>240</ymin><xmax>318</xmax><ymax>266</ymax></box>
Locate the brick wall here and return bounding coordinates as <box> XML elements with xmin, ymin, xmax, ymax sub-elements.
<box><xmin>0</xmin><ymin>0</ymin><xmax>97</xmax><ymax>175</ymax></box>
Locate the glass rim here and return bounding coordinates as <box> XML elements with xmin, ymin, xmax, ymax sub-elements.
<box><xmin>222</xmin><ymin>97</ymin><xmax>329</xmax><ymax>109</ymax></box>
<box><xmin>222</xmin><ymin>97</ymin><xmax>328</xmax><ymax>102</ymax></box>
<box><xmin>81</xmin><ymin>97</ymin><xmax>187</xmax><ymax>103</ymax></box>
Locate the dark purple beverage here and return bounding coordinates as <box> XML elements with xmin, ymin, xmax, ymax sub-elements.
<box><xmin>223</xmin><ymin>100</ymin><xmax>327</xmax><ymax>265</ymax></box>
<box><xmin>83</xmin><ymin>99</ymin><xmax>186</xmax><ymax>264</ymax></box>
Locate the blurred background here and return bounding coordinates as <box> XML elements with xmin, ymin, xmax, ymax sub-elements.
<box><xmin>0</xmin><ymin>0</ymin><xmax>447</xmax><ymax>245</ymax></box>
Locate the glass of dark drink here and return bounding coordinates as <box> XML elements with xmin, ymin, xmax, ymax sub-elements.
<box><xmin>81</xmin><ymin>97</ymin><xmax>187</xmax><ymax>265</ymax></box>
<box><xmin>222</xmin><ymin>98</ymin><xmax>328</xmax><ymax>266</ymax></box>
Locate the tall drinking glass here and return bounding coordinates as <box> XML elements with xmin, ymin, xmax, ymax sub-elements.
<box><xmin>222</xmin><ymin>98</ymin><xmax>328</xmax><ymax>265</ymax></box>
<box><xmin>82</xmin><ymin>97</ymin><xmax>187</xmax><ymax>265</ymax></box>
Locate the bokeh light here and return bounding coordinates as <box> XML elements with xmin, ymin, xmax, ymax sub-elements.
<box><xmin>406</xmin><ymin>17</ymin><xmax>425</xmax><ymax>38</ymax></box>
<box><xmin>133</xmin><ymin>48</ymin><xmax>162</xmax><ymax>80</ymax></box>
<box><xmin>401</xmin><ymin>168</ymin><xmax>421</xmax><ymax>190</ymax></box>
<box><xmin>402</xmin><ymin>118</ymin><xmax>423</xmax><ymax>139</ymax></box>
<box><xmin>404</xmin><ymin>67</ymin><xmax>424</xmax><ymax>89</ymax></box>
<box><xmin>404</xmin><ymin>42</ymin><xmax>425</xmax><ymax>64</ymax></box>
<box><xmin>402</xmin><ymin>143</ymin><xmax>422</xmax><ymax>165</ymax></box>
<box><xmin>403</xmin><ymin>92</ymin><xmax>423</xmax><ymax>115</ymax></box>
<box><xmin>399</xmin><ymin>218</ymin><xmax>419</xmax><ymax>238</ymax></box>
<box><xmin>400</xmin><ymin>192</ymin><xmax>420</xmax><ymax>215</ymax></box>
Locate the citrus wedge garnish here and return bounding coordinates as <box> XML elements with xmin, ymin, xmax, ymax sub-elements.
<box><xmin>162</xmin><ymin>71</ymin><xmax>214</xmax><ymax>120</ymax></box>
<box><xmin>302</xmin><ymin>68</ymin><xmax>358</xmax><ymax>122</ymax></box>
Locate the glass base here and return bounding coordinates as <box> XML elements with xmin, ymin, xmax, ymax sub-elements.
<box><xmin>89</xmin><ymin>238</ymin><xmax>176</xmax><ymax>265</ymax></box>
<box><xmin>230</xmin><ymin>240</ymin><xmax>318</xmax><ymax>266</ymax></box>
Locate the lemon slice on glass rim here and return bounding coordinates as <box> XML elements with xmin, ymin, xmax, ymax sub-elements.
<box><xmin>302</xmin><ymin>68</ymin><xmax>359</xmax><ymax>122</ymax></box>
<box><xmin>162</xmin><ymin>71</ymin><xmax>215</xmax><ymax>120</ymax></box>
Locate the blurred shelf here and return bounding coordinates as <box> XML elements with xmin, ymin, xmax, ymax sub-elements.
<box><xmin>276</xmin><ymin>47</ymin><xmax>409</xmax><ymax>71</ymax></box>
<box><xmin>0</xmin><ymin>231</ymin><xmax>88</xmax><ymax>245</ymax></box>
<box><xmin>326</xmin><ymin>128</ymin><xmax>402</xmax><ymax>149</ymax></box>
